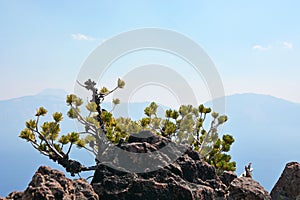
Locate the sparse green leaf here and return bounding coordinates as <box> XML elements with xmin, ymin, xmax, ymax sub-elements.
<box><xmin>26</xmin><ymin>119</ymin><xmax>37</xmax><ymax>129</ymax></box>
<box><xmin>218</xmin><ymin>115</ymin><xmax>228</xmax><ymax>124</ymax></box>
<box><xmin>66</xmin><ymin>94</ymin><xmax>78</xmax><ymax>105</ymax></box>
<box><xmin>112</xmin><ymin>98</ymin><xmax>120</xmax><ymax>105</ymax></box>
<box><xmin>38</xmin><ymin>143</ymin><xmax>47</xmax><ymax>152</ymax></box>
<box><xmin>101</xmin><ymin>111</ymin><xmax>112</xmax><ymax>123</ymax></box>
<box><xmin>140</xmin><ymin>118</ymin><xmax>150</xmax><ymax>127</ymax></box>
<box><xmin>100</xmin><ymin>87</ymin><xmax>109</xmax><ymax>94</ymax></box>
<box><xmin>86</xmin><ymin>102</ymin><xmax>97</xmax><ymax>112</ymax></box>
<box><xmin>68</xmin><ymin>132</ymin><xmax>79</xmax><ymax>143</ymax></box>
<box><xmin>76</xmin><ymin>139</ymin><xmax>86</xmax><ymax>148</ymax></box>
<box><xmin>165</xmin><ymin>109</ymin><xmax>172</xmax><ymax>118</ymax></box>
<box><xmin>198</xmin><ymin>104</ymin><xmax>205</xmax><ymax>113</ymax></box>
<box><xmin>19</xmin><ymin>128</ymin><xmax>35</xmax><ymax>141</ymax></box>
<box><xmin>117</xmin><ymin>78</ymin><xmax>125</xmax><ymax>88</ymax></box>
<box><xmin>36</xmin><ymin>107</ymin><xmax>47</xmax><ymax>116</ymax></box>
<box><xmin>67</xmin><ymin>107</ymin><xmax>79</xmax><ymax>119</ymax></box>
<box><xmin>212</xmin><ymin>112</ymin><xmax>219</xmax><ymax>118</ymax></box>
<box><xmin>74</xmin><ymin>98</ymin><xmax>83</xmax><ymax>107</ymax></box>
<box><xmin>53</xmin><ymin>112</ymin><xmax>63</xmax><ymax>122</ymax></box>
<box><xmin>171</xmin><ymin>110</ymin><xmax>179</xmax><ymax>120</ymax></box>
<box><xmin>58</xmin><ymin>135</ymin><xmax>69</xmax><ymax>145</ymax></box>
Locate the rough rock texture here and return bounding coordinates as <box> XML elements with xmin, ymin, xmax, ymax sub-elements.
<box><xmin>220</xmin><ymin>171</ymin><xmax>237</xmax><ymax>187</ymax></box>
<box><xmin>92</xmin><ymin>156</ymin><xmax>223</xmax><ymax>200</ymax></box>
<box><xmin>1</xmin><ymin>132</ymin><xmax>272</xmax><ymax>200</ymax></box>
<box><xmin>0</xmin><ymin>191</ymin><xmax>23</xmax><ymax>200</ymax></box>
<box><xmin>271</xmin><ymin>162</ymin><xmax>300</xmax><ymax>200</ymax></box>
<box><xmin>91</xmin><ymin>131</ymin><xmax>270</xmax><ymax>200</ymax></box>
<box><xmin>1</xmin><ymin>166</ymin><xmax>98</xmax><ymax>200</ymax></box>
<box><xmin>228</xmin><ymin>177</ymin><xmax>271</xmax><ymax>200</ymax></box>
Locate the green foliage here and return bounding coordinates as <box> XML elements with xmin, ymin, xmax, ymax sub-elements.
<box><xmin>144</xmin><ymin>102</ymin><xmax>158</xmax><ymax>117</ymax></box>
<box><xmin>53</xmin><ymin>112</ymin><xmax>63</xmax><ymax>123</ymax></box>
<box><xmin>112</xmin><ymin>98</ymin><xmax>120</xmax><ymax>105</ymax></box>
<box><xmin>68</xmin><ymin>132</ymin><xmax>80</xmax><ymax>143</ymax></box>
<box><xmin>140</xmin><ymin>118</ymin><xmax>150</xmax><ymax>127</ymax></box>
<box><xmin>26</xmin><ymin>119</ymin><xmax>37</xmax><ymax>129</ymax></box>
<box><xmin>19</xmin><ymin>78</ymin><xmax>126</xmax><ymax>163</ymax></box>
<box><xmin>66</xmin><ymin>94</ymin><xmax>83</xmax><ymax>107</ymax></box>
<box><xmin>20</xmin><ymin>106</ymin><xmax>78</xmax><ymax>158</ymax></box>
<box><xmin>66</xmin><ymin>94</ymin><xmax>77</xmax><ymax>105</ymax></box>
<box><xmin>67</xmin><ymin>107</ymin><xmax>79</xmax><ymax>119</ymax></box>
<box><xmin>205</xmin><ymin>134</ymin><xmax>236</xmax><ymax>173</ymax></box>
<box><xmin>58</xmin><ymin>135</ymin><xmax>69</xmax><ymax>145</ymax></box>
<box><xmin>115</xmin><ymin>117</ymin><xmax>141</xmax><ymax>135</ymax></box>
<box><xmin>139</xmin><ymin>102</ymin><xmax>236</xmax><ymax>173</ymax></box>
<box><xmin>117</xmin><ymin>78</ymin><xmax>125</xmax><ymax>88</ymax></box>
<box><xmin>76</xmin><ymin>139</ymin><xmax>86</xmax><ymax>148</ymax></box>
<box><xmin>100</xmin><ymin>87</ymin><xmax>109</xmax><ymax>94</ymax></box>
<box><xmin>19</xmin><ymin>78</ymin><xmax>235</xmax><ymax>176</ymax></box>
<box><xmin>36</xmin><ymin>107</ymin><xmax>47</xmax><ymax>116</ymax></box>
<box><xmin>20</xmin><ymin>128</ymin><xmax>35</xmax><ymax>141</ymax></box>
<box><xmin>86</xmin><ymin>102</ymin><xmax>97</xmax><ymax>112</ymax></box>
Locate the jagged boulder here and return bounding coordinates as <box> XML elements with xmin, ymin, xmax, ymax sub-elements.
<box><xmin>92</xmin><ymin>157</ymin><xmax>223</xmax><ymax>200</ymax></box>
<box><xmin>1</xmin><ymin>166</ymin><xmax>98</xmax><ymax>200</ymax></box>
<box><xmin>219</xmin><ymin>171</ymin><xmax>237</xmax><ymax>187</ymax></box>
<box><xmin>91</xmin><ymin>131</ymin><xmax>269</xmax><ymax>200</ymax></box>
<box><xmin>1</xmin><ymin>132</ymin><xmax>272</xmax><ymax>200</ymax></box>
<box><xmin>271</xmin><ymin>162</ymin><xmax>300</xmax><ymax>200</ymax></box>
<box><xmin>228</xmin><ymin>177</ymin><xmax>271</xmax><ymax>200</ymax></box>
<box><xmin>92</xmin><ymin>131</ymin><xmax>226</xmax><ymax>200</ymax></box>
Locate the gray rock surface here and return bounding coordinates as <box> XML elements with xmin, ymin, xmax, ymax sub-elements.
<box><xmin>228</xmin><ymin>177</ymin><xmax>271</xmax><ymax>200</ymax></box>
<box><xmin>1</xmin><ymin>133</ymin><xmax>273</xmax><ymax>200</ymax></box>
<box><xmin>91</xmin><ymin>132</ymin><xmax>270</xmax><ymax>200</ymax></box>
<box><xmin>271</xmin><ymin>162</ymin><xmax>300</xmax><ymax>200</ymax></box>
<box><xmin>1</xmin><ymin>166</ymin><xmax>98</xmax><ymax>200</ymax></box>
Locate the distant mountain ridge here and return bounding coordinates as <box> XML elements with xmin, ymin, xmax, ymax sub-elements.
<box><xmin>37</xmin><ymin>88</ymin><xmax>68</xmax><ymax>97</ymax></box>
<box><xmin>0</xmin><ymin>91</ymin><xmax>299</xmax><ymax>195</ymax></box>
<box><xmin>220</xmin><ymin>93</ymin><xmax>300</xmax><ymax>191</ymax></box>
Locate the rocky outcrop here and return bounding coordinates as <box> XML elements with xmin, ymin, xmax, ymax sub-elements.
<box><xmin>1</xmin><ymin>166</ymin><xmax>98</xmax><ymax>200</ymax></box>
<box><xmin>1</xmin><ymin>132</ymin><xmax>272</xmax><ymax>200</ymax></box>
<box><xmin>92</xmin><ymin>154</ymin><xmax>225</xmax><ymax>200</ymax></box>
<box><xmin>271</xmin><ymin>162</ymin><xmax>300</xmax><ymax>200</ymax></box>
<box><xmin>228</xmin><ymin>177</ymin><xmax>271</xmax><ymax>200</ymax></box>
<box><xmin>220</xmin><ymin>171</ymin><xmax>237</xmax><ymax>187</ymax></box>
<box><xmin>91</xmin><ymin>131</ymin><xmax>269</xmax><ymax>200</ymax></box>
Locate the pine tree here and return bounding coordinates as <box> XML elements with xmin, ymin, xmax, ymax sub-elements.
<box><xmin>19</xmin><ymin>79</ymin><xmax>235</xmax><ymax>176</ymax></box>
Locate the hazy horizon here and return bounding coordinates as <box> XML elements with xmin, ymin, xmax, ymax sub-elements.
<box><xmin>2</xmin><ymin>87</ymin><xmax>300</xmax><ymax>106</ymax></box>
<box><xmin>1</xmin><ymin>1</ymin><xmax>300</xmax><ymax>106</ymax></box>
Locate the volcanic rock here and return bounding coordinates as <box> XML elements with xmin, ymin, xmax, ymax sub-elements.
<box><xmin>228</xmin><ymin>176</ymin><xmax>271</xmax><ymax>200</ymax></box>
<box><xmin>271</xmin><ymin>162</ymin><xmax>300</xmax><ymax>200</ymax></box>
<box><xmin>1</xmin><ymin>166</ymin><xmax>98</xmax><ymax>200</ymax></box>
<box><xmin>91</xmin><ymin>131</ymin><xmax>269</xmax><ymax>200</ymax></box>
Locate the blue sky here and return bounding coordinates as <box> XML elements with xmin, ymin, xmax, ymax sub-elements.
<box><xmin>1</xmin><ymin>1</ymin><xmax>300</xmax><ymax>105</ymax></box>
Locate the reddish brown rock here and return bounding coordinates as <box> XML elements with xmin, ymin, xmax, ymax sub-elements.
<box><xmin>1</xmin><ymin>132</ymin><xmax>273</xmax><ymax>200</ymax></box>
<box><xmin>2</xmin><ymin>191</ymin><xmax>23</xmax><ymax>200</ymax></box>
<box><xmin>90</xmin><ymin>132</ymin><xmax>273</xmax><ymax>200</ymax></box>
<box><xmin>228</xmin><ymin>177</ymin><xmax>271</xmax><ymax>200</ymax></box>
<box><xmin>271</xmin><ymin>162</ymin><xmax>300</xmax><ymax>200</ymax></box>
<box><xmin>1</xmin><ymin>166</ymin><xmax>98</xmax><ymax>200</ymax></box>
<box><xmin>91</xmin><ymin>132</ymin><xmax>244</xmax><ymax>200</ymax></box>
<box><xmin>220</xmin><ymin>171</ymin><xmax>237</xmax><ymax>187</ymax></box>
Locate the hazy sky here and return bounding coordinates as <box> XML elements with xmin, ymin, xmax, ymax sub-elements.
<box><xmin>1</xmin><ymin>1</ymin><xmax>300</xmax><ymax>105</ymax></box>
